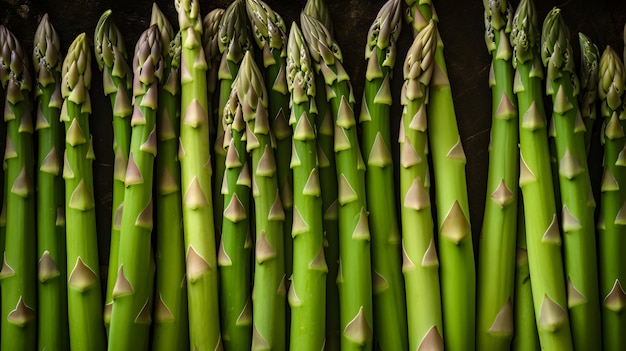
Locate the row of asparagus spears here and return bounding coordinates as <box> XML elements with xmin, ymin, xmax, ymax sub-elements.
<box><xmin>0</xmin><ymin>0</ymin><xmax>624</xmax><ymax>350</ymax></box>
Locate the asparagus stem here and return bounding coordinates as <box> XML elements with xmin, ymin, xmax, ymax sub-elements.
<box><xmin>151</xmin><ymin>5</ymin><xmax>189</xmax><ymax>350</ymax></box>
<box><xmin>302</xmin><ymin>1</ymin><xmax>340</xmax><ymax>346</ymax></box>
<box><xmin>399</xmin><ymin>20</ymin><xmax>443</xmax><ymax>351</ymax></box>
<box><xmin>406</xmin><ymin>2</ymin><xmax>476</xmax><ymax>349</ymax></box>
<box><xmin>202</xmin><ymin>8</ymin><xmax>224</xmax><ymax>160</ymax></box>
<box><xmin>94</xmin><ymin>10</ymin><xmax>133</xmax><ymax>328</ymax></box>
<box><xmin>215</xmin><ymin>0</ymin><xmax>254</xmax><ymax>237</ymax></box>
<box><xmin>238</xmin><ymin>52</ymin><xmax>287</xmax><ymax>351</ymax></box>
<box><xmin>218</xmin><ymin>64</ymin><xmax>253</xmax><ymax>351</ymax></box>
<box><xmin>246</xmin><ymin>0</ymin><xmax>293</xmax><ymax>290</ymax></box>
<box><xmin>0</xmin><ymin>25</ymin><xmax>37</xmax><ymax>351</ymax></box>
<box><xmin>476</xmin><ymin>1</ymin><xmax>519</xmax><ymax>349</ymax></box>
<box><xmin>578</xmin><ymin>33</ymin><xmax>599</xmax><ymax>155</ymax></box>
<box><xmin>541</xmin><ymin>9</ymin><xmax>602</xmax><ymax>350</ymax></box>
<box><xmin>597</xmin><ymin>45</ymin><xmax>626</xmax><ymax>351</ymax></box>
<box><xmin>107</xmin><ymin>25</ymin><xmax>163</xmax><ymax>351</ymax></box>
<box><xmin>61</xmin><ymin>32</ymin><xmax>106</xmax><ymax>351</ymax></box>
<box><xmin>512</xmin><ymin>203</ymin><xmax>540</xmax><ymax>351</ymax></box>
<box><xmin>301</xmin><ymin>13</ymin><xmax>373</xmax><ymax>350</ymax></box>
<box><xmin>359</xmin><ymin>1</ymin><xmax>407</xmax><ymax>350</ymax></box>
<box><xmin>286</xmin><ymin>22</ymin><xmax>327</xmax><ymax>350</ymax></box>
<box><xmin>175</xmin><ymin>0</ymin><xmax>222</xmax><ymax>348</ymax></box>
<box><xmin>33</xmin><ymin>14</ymin><xmax>69</xmax><ymax>351</ymax></box>
<box><xmin>510</xmin><ymin>0</ymin><xmax>573</xmax><ymax>349</ymax></box>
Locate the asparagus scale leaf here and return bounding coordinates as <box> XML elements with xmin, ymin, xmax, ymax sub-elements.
<box><xmin>476</xmin><ymin>1</ymin><xmax>519</xmax><ymax>349</ymax></box>
<box><xmin>61</xmin><ymin>32</ymin><xmax>106</xmax><ymax>351</ymax></box>
<box><xmin>175</xmin><ymin>0</ymin><xmax>222</xmax><ymax>349</ymax></box>
<box><xmin>0</xmin><ymin>24</ymin><xmax>37</xmax><ymax>351</ymax></box>
<box><xmin>286</xmin><ymin>22</ymin><xmax>327</xmax><ymax>351</ymax></box>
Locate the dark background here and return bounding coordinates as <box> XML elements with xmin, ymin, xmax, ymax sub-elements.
<box><xmin>0</xmin><ymin>0</ymin><xmax>625</xmax><ymax>265</ymax></box>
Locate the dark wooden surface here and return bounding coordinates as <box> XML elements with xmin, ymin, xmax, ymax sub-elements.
<box><xmin>0</xmin><ymin>0</ymin><xmax>625</xmax><ymax>258</ymax></box>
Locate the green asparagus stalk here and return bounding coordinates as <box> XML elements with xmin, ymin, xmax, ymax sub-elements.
<box><xmin>359</xmin><ymin>1</ymin><xmax>407</xmax><ymax>350</ymax></box>
<box><xmin>399</xmin><ymin>20</ymin><xmax>443</xmax><ymax>351</ymax></box>
<box><xmin>107</xmin><ymin>25</ymin><xmax>162</xmax><ymax>351</ymax></box>
<box><xmin>597</xmin><ymin>45</ymin><xmax>626</xmax><ymax>351</ymax></box>
<box><xmin>510</xmin><ymin>0</ymin><xmax>573</xmax><ymax>349</ymax></box>
<box><xmin>175</xmin><ymin>0</ymin><xmax>222</xmax><ymax>348</ymax></box>
<box><xmin>541</xmin><ymin>9</ymin><xmax>602</xmax><ymax>350</ymax></box>
<box><xmin>301</xmin><ymin>13</ymin><xmax>373</xmax><ymax>350</ymax></box>
<box><xmin>0</xmin><ymin>24</ymin><xmax>37</xmax><ymax>351</ymax></box>
<box><xmin>246</xmin><ymin>0</ymin><xmax>294</xmax><ymax>285</ymax></box>
<box><xmin>215</xmin><ymin>0</ymin><xmax>253</xmax><ymax>236</ymax></box>
<box><xmin>238</xmin><ymin>52</ymin><xmax>287</xmax><ymax>351</ymax></box>
<box><xmin>61</xmin><ymin>32</ymin><xmax>106</xmax><ymax>351</ymax></box>
<box><xmin>578</xmin><ymin>33</ymin><xmax>599</xmax><ymax>155</ymax></box>
<box><xmin>405</xmin><ymin>2</ymin><xmax>476</xmax><ymax>349</ymax></box>
<box><xmin>94</xmin><ymin>10</ymin><xmax>133</xmax><ymax>327</ymax></box>
<box><xmin>304</xmin><ymin>0</ymin><xmax>333</xmax><ymax>37</ymax></box>
<box><xmin>33</xmin><ymin>14</ymin><xmax>69</xmax><ymax>351</ymax></box>
<box><xmin>511</xmin><ymin>204</ymin><xmax>540</xmax><ymax>351</ymax></box>
<box><xmin>150</xmin><ymin>5</ymin><xmax>189</xmax><ymax>350</ymax></box>
<box><xmin>202</xmin><ymin>8</ymin><xmax>224</xmax><ymax>152</ymax></box>
<box><xmin>286</xmin><ymin>22</ymin><xmax>327</xmax><ymax>350</ymax></box>
<box><xmin>476</xmin><ymin>1</ymin><xmax>519</xmax><ymax>349</ymax></box>
<box><xmin>218</xmin><ymin>70</ymin><xmax>253</xmax><ymax>350</ymax></box>
<box><xmin>302</xmin><ymin>1</ymin><xmax>340</xmax><ymax>347</ymax></box>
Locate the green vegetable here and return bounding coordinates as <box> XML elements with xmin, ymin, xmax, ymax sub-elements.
<box><xmin>286</xmin><ymin>22</ymin><xmax>327</xmax><ymax>351</ymax></box>
<box><xmin>360</xmin><ymin>1</ymin><xmax>407</xmax><ymax>350</ymax></box>
<box><xmin>94</xmin><ymin>10</ymin><xmax>133</xmax><ymax>328</ymax></box>
<box><xmin>175</xmin><ymin>0</ymin><xmax>222</xmax><ymax>348</ymax></box>
<box><xmin>399</xmin><ymin>19</ymin><xmax>443</xmax><ymax>351</ymax></box>
<box><xmin>476</xmin><ymin>1</ymin><xmax>519</xmax><ymax>349</ymax></box>
<box><xmin>301</xmin><ymin>12</ymin><xmax>373</xmax><ymax>350</ymax></box>
<box><xmin>61</xmin><ymin>32</ymin><xmax>106</xmax><ymax>351</ymax></box>
<box><xmin>0</xmin><ymin>24</ymin><xmax>37</xmax><ymax>351</ymax></box>
<box><xmin>33</xmin><ymin>14</ymin><xmax>69</xmax><ymax>351</ymax></box>
<box><xmin>510</xmin><ymin>0</ymin><xmax>573</xmax><ymax>349</ymax></box>
<box><xmin>151</xmin><ymin>5</ymin><xmax>189</xmax><ymax>350</ymax></box>
<box><xmin>578</xmin><ymin>33</ymin><xmax>599</xmax><ymax>154</ymax></box>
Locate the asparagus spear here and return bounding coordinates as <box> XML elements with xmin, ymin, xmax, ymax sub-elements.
<box><xmin>175</xmin><ymin>0</ymin><xmax>222</xmax><ymax>348</ymax></box>
<box><xmin>238</xmin><ymin>52</ymin><xmax>287</xmax><ymax>351</ymax></box>
<box><xmin>0</xmin><ymin>24</ymin><xmax>37</xmax><ymax>351</ymax></box>
<box><xmin>476</xmin><ymin>1</ymin><xmax>519</xmax><ymax>349</ymax></box>
<box><xmin>246</xmin><ymin>0</ymin><xmax>293</xmax><ymax>286</ymax></box>
<box><xmin>301</xmin><ymin>12</ymin><xmax>373</xmax><ymax>350</ymax></box>
<box><xmin>510</xmin><ymin>0</ymin><xmax>573</xmax><ymax>349</ymax></box>
<box><xmin>302</xmin><ymin>1</ymin><xmax>340</xmax><ymax>347</ymax></box>
<box><xmin>597</xmin><ymin>45</ymin><xmax>626</xmax><ymax>351</ymax></box>
<box><xmin>578</xmin><ymin>33</ymin><xmax>599</xmax><ymax>155</ymax></box>
<box><xmin>359</xmin><ymin>1</ymin><xmax>407</xmax><ymax>350</ymax></box>
<box><xmin>107</xmin><ymin>24</ymin><xmax>162</xmax><ymax>351</ymax></box>
<box><xmin>541</xmin><ymin>9</ymin><xmax>602</xmax><ymax>350</ymax></box>
<box><xmin>61</xmin><ymin>32</ymin><xmax>106</xmax><ymax>351</ymax></box>
<box><xmin>150</xmin><ymin>5</ymin><xmax>189</xmax><ymax>350</ymax></box>
<box><xmin>511</xmin><ymin>204</ymin><xmax>540</xmax><ymax>351</ymax></box>
<box><xmin>399</xmin><ymin>20</ymin><xmax>443</xmax><ymax>351</ymax></box>
<box><xmin>202</xmin><ymin>8</ymin><xmax>224</xmax><ymax>152</ymax></box>
<box><xmin>33</xmin><ymin>14</ymin><xmax>69</xmax><ymax>351</ymax></box>
<box><xmin>215</xmin><ymin>0</ymin><xmax>253</xmax><ymax>236</ymax></box>
<box><xmin>218</xmin><ymin>67</ymin><xmax>253</xmax><ymax>351</ymax></box>
<box><xmin>286</xmin><ymin>22</ymin><xmax>327</xmax><ymax>350</ymax></box>
<box><xmin>405</xmin><ymin>2</ymin><xmax>476</xmax><ymax>349</ymax></box>
<box><xmin>94</xmin><ymin>10</ymin><xmax>133</xmax><ymax>327</ymax></box>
